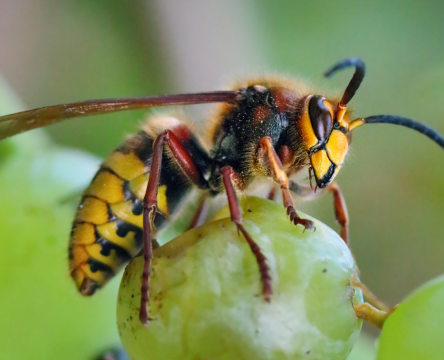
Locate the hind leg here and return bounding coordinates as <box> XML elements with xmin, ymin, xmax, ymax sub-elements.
<box><xmin>140</xmin><ymin>128</ymin><xmax>209</xmax><ymax>324</ymax></box>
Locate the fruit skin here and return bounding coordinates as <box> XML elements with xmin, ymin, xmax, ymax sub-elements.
<box><xmin>376</xmin><ymin>274</ymin><xmax>444</xmax><ymax>360</ymax></box>
<box><xmin>117</xmin><ymin>197</ymin><xmax>363</xmax><ymax>360</ymax></box>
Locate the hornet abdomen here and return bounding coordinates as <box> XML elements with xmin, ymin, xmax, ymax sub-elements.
<box><xmin>69</xmin><ymin>118</ymin><xmax>204</xmax><ymax>295</ymax></box>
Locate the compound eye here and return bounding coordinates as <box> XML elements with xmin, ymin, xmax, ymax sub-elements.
<box><xmin>308</xmin><ymin>95</ymin><xmax>333</xmax><ymax>142</ymax></box>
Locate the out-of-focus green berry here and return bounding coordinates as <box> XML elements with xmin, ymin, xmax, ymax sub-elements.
<box><xmin>0</xmin><ymin>77</ymin><xmax>122</xmax><ymax>360</ymax></box>
<box><xmin>0</xmin><ymin>75</ymin><xmax>123</xmax><ymax>359</ymax></box>
<box><xmin>376</xmin><ymin>274</ymin><xmax>444</xmax><ymax>360</ymax></box>
<box><xmin>0</xmin><ymin>135</ymin><xmax>122</xmax><ymax>359</ymax></box>
<box><xmin>117</xmin><ymin>197</ymin><xmax>363</xmax><ymax>360</ymax></box>
<box><xmin>0</xmin><ymin>133</ymin><xmax>119</xmax><ymax>360</ymax></box>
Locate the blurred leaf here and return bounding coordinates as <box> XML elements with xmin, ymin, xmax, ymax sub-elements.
<box><xmin>376</xmin><ymin>274</ymin><xmax>444</xmax><ymax>360</ymax></box>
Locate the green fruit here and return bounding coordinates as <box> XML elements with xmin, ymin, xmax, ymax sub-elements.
<box><xmin>346</xmin><ymin>333</ymin><xmax>376</xmax><ymax>360</ymax></box>
<box><xmin>0</xmin><ymin>76</ymin><xmax>121</xmax><ymax>360</ymax></box>
<box><xmin>0</xmin><ymin>137</ymin><xmax>122</xmax><ymax>360</ymax></box>
<box><xmin>376</xmin><ymin>274</ymin><xmax>444</xmax><ymax>360</ymax></box>
<box><xmin>117</xmin><ymin>197</ymin><xmax>363</xmax><ymax>360</ymax></box>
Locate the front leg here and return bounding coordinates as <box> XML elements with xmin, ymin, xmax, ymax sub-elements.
<box><xmin>290</xmin><ymin>180</ymin><xmax>391</xmax><ymax>313</ymax></box>
<box><xmin>290</xmin><ymin>181</ymin><xmax>349</xmax><ymax>245</ymax></box>
<box><xmin>258</xmin><ymin>137</ymin><xmax>314</xmax><ymax>230</ymax></box>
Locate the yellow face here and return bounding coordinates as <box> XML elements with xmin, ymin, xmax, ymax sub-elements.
<box><xmin>299</xmin><ymin>95</ymin><xmax>349</xmax><ymax>188</ymax></box>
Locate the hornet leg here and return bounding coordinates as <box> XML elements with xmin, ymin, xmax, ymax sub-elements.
<box><xmin>141</xmin><ymin>129</ymin><xmax>208</xmax><ymax>324</ymax></box>
<box><xmin>290</xmin><ymin>180</ymin><xmax>391</xmax><ymax>312</ymax></box>
<box><xmin>221</xmin><ymin>166</ymin><xmax>272</xmax><ymax>301</ymax></box>
<box><xmin>258</xmin><ymin>137</ymin><xmax>314</xmax><ymax>230</ymax></box>
<box><xmin>290</xmin><ymin>181</ymin><xmax>349</xmax><ymax>245</ymax></box>
<box><xmin>188</xmin><ymin>195</ymin><xmax>209</xmax><ymax>230</ymax></box>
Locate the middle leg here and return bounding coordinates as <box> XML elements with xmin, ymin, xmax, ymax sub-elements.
<box><xmin>221</xmin><ymin>166</ymin><xmax>272</xmax><ymax>301</ymax></box>
<box><xmin>141</xmin><ymin>129</ymin><xmax>208</xmax><ymax>324</ymax></box>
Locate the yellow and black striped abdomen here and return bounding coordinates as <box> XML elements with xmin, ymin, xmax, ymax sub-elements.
<box><xmin>69</xmin><ymin>129</ymin><xmax>194</xmax><ymax>295</ymax></box>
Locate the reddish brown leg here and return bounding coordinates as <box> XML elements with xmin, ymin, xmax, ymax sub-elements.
<box><xmin>221</xmin><ymin>166</ymin><xmax>272</xmax><ymax>301</ymax></box>
<box><xmin>188</xmin><ymin>196</ymin><xmax>209</xmax><ymax>229</ymax></box>
<box><xmin>328</xmin><ymin>182</ymin><xmax>349</xmax><ymax>245</ymax></box>
<box><xmin>140</xmin><ymin>129</ymin><xmax>207</xmax><ymax>324</ymax></box>
<box><xmin>267</xmin><ymin>186</ymin><xmax>277</xmax><ymax>201</ymax></box>
<box><xmin>290</xmin><ymin>180</ymin><xmax>390</xmax><ymax>311</ymax></box>
<box><xmin>289</xmin><ymin>181</ymin><xmax>349</xmax><ymax>245</ymax></box>
<box><xmin>258</xmin><ymin>137</ymin><xmax>314</xmax><ymax>230</ymax></box>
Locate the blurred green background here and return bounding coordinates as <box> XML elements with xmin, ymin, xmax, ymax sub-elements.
<box><xmin>0</xmin><ymin>0</ymin><xmax>443</xmax><ymax>357</ymax></box>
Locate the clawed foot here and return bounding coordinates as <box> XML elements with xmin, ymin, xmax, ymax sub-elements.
<box><xmin>287</xmin><ymin>206</ymin><xmax>315</xmax><ymax>231</ymax></box>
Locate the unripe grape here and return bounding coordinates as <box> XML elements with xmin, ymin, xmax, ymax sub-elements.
<box><xmin>117</xmin><ymin>197</ymin><xmax>363</xmax><ymax>360</ymax></box>
<box><xmin>0</xmin><ymin>130</ymin><xmax>120</xmax><ymax>359</ymax></box>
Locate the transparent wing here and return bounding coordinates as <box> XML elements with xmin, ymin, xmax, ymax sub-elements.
<box><xmin>0</xmin><ymin>91</ymin><xmax>239</xmax><ymax>140</ymax></box>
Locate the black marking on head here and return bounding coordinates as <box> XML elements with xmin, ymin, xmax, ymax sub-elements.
<box><xmin>87</xmin><ymin>258</ymin><xmax>115</xmax><ymax>276</ymax></box>
<box><xmin>309</xmin><ymin>96</ymin><xmax>333</xmax><ymax>141</ymax></box>
<box><xmin>333</xmin><ymin>122</ymin><xmax>347</xmax><ymax>134</ymax></box>
<box><xmin>307</xmin><ymin>142</ymin><xmax>326</xmax><ymax>156</ymax></box>
<box><xmin>316</xmin><ymin>163</ymin><xmax>336</xmax><ymax>189</ymax></box>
